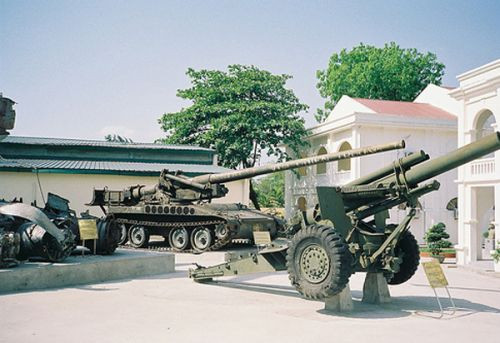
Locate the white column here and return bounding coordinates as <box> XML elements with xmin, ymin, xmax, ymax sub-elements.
<box><xmin>455</xmin><ymin>184</ymin><xmax>467</xmax><ymax>265</ymax></box>
<box><xmin>352</xmin><ymin>126</ymin><xmax>361</xmax><ymax>179</ymax></box>
<box><xmin>464</xmin><ymin>128</ymin><xmax>476</xmax><ymax>144</ymax></box>
<box><xmin>494</xmin><ymin>184</ymin><xmax>500</xmax><ymax>272</ymax></box>
<box><xmin>457</xmin><ymin>185</ymin><xmax>478</xmax><ymax>264</ymax></box>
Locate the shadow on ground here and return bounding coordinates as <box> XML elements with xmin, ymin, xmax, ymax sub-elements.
<box><xmin>196</xmin><ymin>278</ymin><xmax>500</xmax><ymax>320</ymax></box>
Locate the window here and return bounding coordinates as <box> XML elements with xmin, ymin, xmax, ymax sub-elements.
<box><xmin>297</xmin><ymin>196</ymin><xmax>307</xmax><ymax>212</ymax></box>
<box><xmin>338</xmin><ymin>141</ymin><xmax>352</xmax><ymax>171</ymax></box>
<box><xmin>297</xmin><ymin>153</ymin><xmax>308</xmax><ymax>176</ymax></box>
<box><xmin>316</xmin><ymin>147</ymin><xmax>328</xmax><ymax>175</ymax></box>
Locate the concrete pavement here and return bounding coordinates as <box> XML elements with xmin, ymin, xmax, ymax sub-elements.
<box><xmin>1</xmin><ymin>251</ymin><xmax>499</xmax><ymax>343</ymax></box>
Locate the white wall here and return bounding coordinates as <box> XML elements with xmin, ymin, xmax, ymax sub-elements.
<box><xmin>451</xmin><ymin>59</ymin><xmax>500</xmax><ymax>267</ymax></box>
<box><xmin>285</xmin><ymin>116</ymin><xmax>458</xmax><ymax>244</ymax></box>
<box><xmin>0</xmin><ymin>171</ymin><xmax>249</xmax><ymax>216</ymax></box>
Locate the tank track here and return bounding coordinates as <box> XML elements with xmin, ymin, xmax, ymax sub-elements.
<box><xmin>113</xmin><ymin>217</ymin><xmax>235</xmax><ymax>253</ymax></box>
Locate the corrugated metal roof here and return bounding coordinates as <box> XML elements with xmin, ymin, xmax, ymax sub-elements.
<box><xmin>2</xmin><ymin>136</ymin><xmax>213</xmax><ymax>152</ymax></box>
<box><xmin>0</xmin><ymin>158</ymin><xmax>232</xmax><ymax>175</ymax></box>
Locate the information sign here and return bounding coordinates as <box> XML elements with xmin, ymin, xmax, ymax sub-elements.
<box><xmin>78</xmin><ymin>219</ymin><xmax>98</xmax><ymax>240</ymax></box>
<box><xmin>422</xmin><ymin>260</ymin><xmax>448</xmax><ymax>288</ymax></box>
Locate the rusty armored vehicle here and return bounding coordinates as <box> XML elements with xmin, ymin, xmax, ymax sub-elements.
<box><xmin>87</xmin><ymin>141</ymin><xmax>404</xmax><ymax>253</ymax></box>
<box><xmin>0</xmin><ymin>95</ymin><xmax>77</xmax><ymax>267</ymax></box>
<box><xmin>0</xmin><ymin>95</ymin><xmax>118</xmax><ymax>268</ymax></box>
<box><xmin>190</xmin><ymin>132</ymin><xmax>500</xmax><ymax>299</ymax></box>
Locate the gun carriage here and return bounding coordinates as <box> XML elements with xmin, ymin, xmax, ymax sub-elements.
<box><xmin>190</xmin><ymin>132</ymin><xmax>500</xmax><ymax>299</ymax></box>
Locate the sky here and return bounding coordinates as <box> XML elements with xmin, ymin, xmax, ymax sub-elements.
<box><xmin>1</xmin><ymin>0</ymin><xmax>499</xmax><ymax>143</ymax></box>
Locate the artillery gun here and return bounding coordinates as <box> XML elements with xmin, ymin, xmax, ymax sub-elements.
<box><xmin>190</xmin><ymin>132</ymin><xmax>500</xmax><ymax>299</ymax></box>
<box><xmin>87</xmin><ymin>141</ymin><xmax>404</xmax><ymax>252</ymax></box>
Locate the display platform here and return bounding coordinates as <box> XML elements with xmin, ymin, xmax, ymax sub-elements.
<box><xmin>0</xmin><ymin>248</ymin><xmax>175</xmax><ymax>293</ymax></box>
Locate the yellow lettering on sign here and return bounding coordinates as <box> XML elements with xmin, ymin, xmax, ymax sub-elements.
<box><xmin>78</xmin><ymin>219</ymin><xmax>98</xmax><ymax>240</ymax></box>
<box><xmin>253</xmin><ymin>231</ymin><xmax>271</xmax><ymax>245</ymax></box>
<box><xmin>422</xmin><ymin>260</ymin><xmax>448</xmax><ymax>288</ymax></box>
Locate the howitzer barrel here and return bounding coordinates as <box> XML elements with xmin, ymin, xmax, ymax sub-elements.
<box><xmin>389</xmin><ymin>132</ymin><xmax>500</xmax><ymax>187</ymax></box>
<box><xmin>191</xmin><ymin>140</ymin><xmax>405</xmax><ymax>184</ymax></box>
<box><xmin>346</xmin><ymin>150</ymin><xmax>429</xmax><ymax>186</ymax></box>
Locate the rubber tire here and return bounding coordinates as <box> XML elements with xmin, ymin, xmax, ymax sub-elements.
<box><xmin>286</xmin><ymin>224</ymin><xmax>353</xmax><ymax>299</ymax></box>
<box><xmin>387</xmin><ymin>231</ymin><xmax>420</xmax><ymax>285</ymax></box>
<box><xmin>128</xmin><ymin>226</ymin><xmax>150</xmax><ymax>248</ymax></box>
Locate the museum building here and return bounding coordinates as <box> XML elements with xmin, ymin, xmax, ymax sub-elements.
<box><xmin>0</xmin><ymin>136</ymin><xmax>249</xmax><ymax>216</ymax></box>
<box><xmin>450</xmin><ymin>59</ymin><xmax>500</xmax><ymax>271</ymax></box>
<box><xmin>285</xmin><ymin>84</ymin><xmax>460</xmax><ymax>244</ymax></box>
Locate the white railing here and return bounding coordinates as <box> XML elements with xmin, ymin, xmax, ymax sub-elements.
<box><xmin>469</xmin><ymin>157</ymin><xmax>495</xmax><ymax>177</ymax></box>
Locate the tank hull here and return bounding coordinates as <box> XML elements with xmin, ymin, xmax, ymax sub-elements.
<box><xmin>106</xmin><ymin>202</ymin><xmax>282</xmax><ymax>252</ymax></box>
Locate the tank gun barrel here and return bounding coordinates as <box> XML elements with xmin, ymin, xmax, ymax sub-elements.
<box><xmin>191</xmin><ymin>140</ymin><xmax>405</xmax><ymax>185</ymax></box>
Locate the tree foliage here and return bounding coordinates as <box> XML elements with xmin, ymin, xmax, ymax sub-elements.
<box><xmin>105</xmin><ymin>134</ymin><xmax>133</xmax><ymax>143</ymax></box>
<box><xmin>424</xmin><ymin>222</ymin><xmax>452</xmax><ymax>255</ymax></box>
<box><xmin>158</xmin><ymin>65</ymin><xmax>308</xmax><ymax>208</ymax></box>
<box><xmin>316</xmin><ymin>42</ymin><xmax>445</xmax><ymax>122</ymax></box>
<box><xmin>253</xmin><ymin>172</ymin><xmax>284</xmax><ymax>208</ymax></box>
<box><xmin>159</xmin><ymin>65</ymin><xmax>308</xmax><ymax>168</ymax></box>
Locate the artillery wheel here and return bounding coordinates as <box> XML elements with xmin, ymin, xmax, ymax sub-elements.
<box><xmin>117</xmin><ymin>223</ymin><xmax>129</xmax><ymax>245</ymax></box>
<box><xmin>190</xmin><ymin>227</ymin><xmax>213</xmax><ymax>252</ymax></box>
<box><xmin>286</xmin><ymin>224</ymin><xmax>352</xmax><ymax>299</ymax></box>
<box><xmin>169</xmin><ymin>227</ymin><xmax>189</xmax><ymax>251</ymax></box>
<box><xmin>128</xmin><ymin>225</ymin><xmax>149</xmax><ymax>248</ymax></box>
<box><xmin>387</xmin><ymin>231</ymin><xmax>420</xmax><ymax>285</ymax></box>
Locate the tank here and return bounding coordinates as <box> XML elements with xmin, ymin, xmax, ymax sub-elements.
<box><xmin>87</xmin><ymin>140</ymin><xmax>404</xmax><ymax>252</ymax></box>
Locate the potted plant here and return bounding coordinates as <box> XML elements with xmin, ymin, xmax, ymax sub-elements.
<box><xmin>491</xmin><ymin>241</ymin><xmax>500</xmax><ymax>272</ymax></box>
<box><xmin>424</xmin><ymin>222</ymin><xmax>452</xmax><ymax>263</ymax></box>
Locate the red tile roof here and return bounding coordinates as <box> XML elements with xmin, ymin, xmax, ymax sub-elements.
<box><xmin>353</xmin><ymin>98</ymin><xmax>456</xmax><ymax>120</ymax></box>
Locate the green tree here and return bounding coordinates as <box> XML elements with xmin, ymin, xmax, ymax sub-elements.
<box><xmin>254</xmin><ymin>172</ymin><xmax>284</xmax><ymax>208</ymax></box>
<box><xmin>316</xmin><ymin>42</ymin><xmax>445</xmax><ymax>122</ymax></box>
<box><xmin>158</xmin><ymin>65</ymin><xmax>308</xmax><ymax>209</ymax></box>
<box><xmin>424</xmin><ymin>222</ymin><xmax>452</xmax><ymax>256</ymax></box>
<box><xmin>105</xmin><ymin>134</ymin><xmax>133</xmax><ymax>143</ymax></box>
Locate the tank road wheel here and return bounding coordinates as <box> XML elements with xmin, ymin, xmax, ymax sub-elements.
<box><xmin>169</xmin><ymin>227</ymin><xmax>189</xmax><ymax>251</ymax></box>
<box><xmin>128</xmin><ymin>225</ymin><xmax>150</xmax><ymax>248</ymax></box>
<box><xmin>387</xmin><ymin>231</ymin><xmax>420</xmax><ymax>285</ymax></box>
<box><xmin>286</xmin><ymin>224</ymin><xmax>353</xmax><ymax>299</ymax></box>
<box><xmin>117</xmin><ymin>223</ymin><xmax>129</xmax><ymax>245</ymax></box>
<box><xmin>214</xmin><ymin>224</ymin><xmax>229</xmax><ymax>241</ymax></box>
<box><xmin>190</xmin><ymin>227</ymin><xmax>213</xmax><ymax>253</ymax></box>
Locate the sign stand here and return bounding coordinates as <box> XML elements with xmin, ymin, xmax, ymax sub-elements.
<box><xmin>419</xmin><ymin>260</ymin><xmax>456</xmax><ymax>319</ymax></box>
<box><xmin>78</xmin><ymin>219</ymin><xmax>99</xmax><ymax>256</ymax></box>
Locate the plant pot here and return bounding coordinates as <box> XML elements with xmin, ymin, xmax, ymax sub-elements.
<box><xmin>430</xmin><ymin>254</ymin><xmax>445</xmax><ymax>263</ymax></box>
<box><xmin>420</xmin><ymin>251</ymin><xmax>456</xmax><ymax>259</ymax></box>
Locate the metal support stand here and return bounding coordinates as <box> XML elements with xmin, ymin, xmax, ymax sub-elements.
<box><xmin>429</xmin><ymin>286</ymin><xmax>456</xmax><ymax>319</ymax></box>
<box><xmin>362</xmin><ymin>272</ymin><xmax>391</xmax><ymax>304</ymax></box>
<box><xmin>324</xmin><ymin>284</ymin><xmax>354</xmax><ymax>312</ymax></box>
<box><xmin>418</xmin><ymin>260</ymin><xmax>457</xmax><ymax>319</ymax></box>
